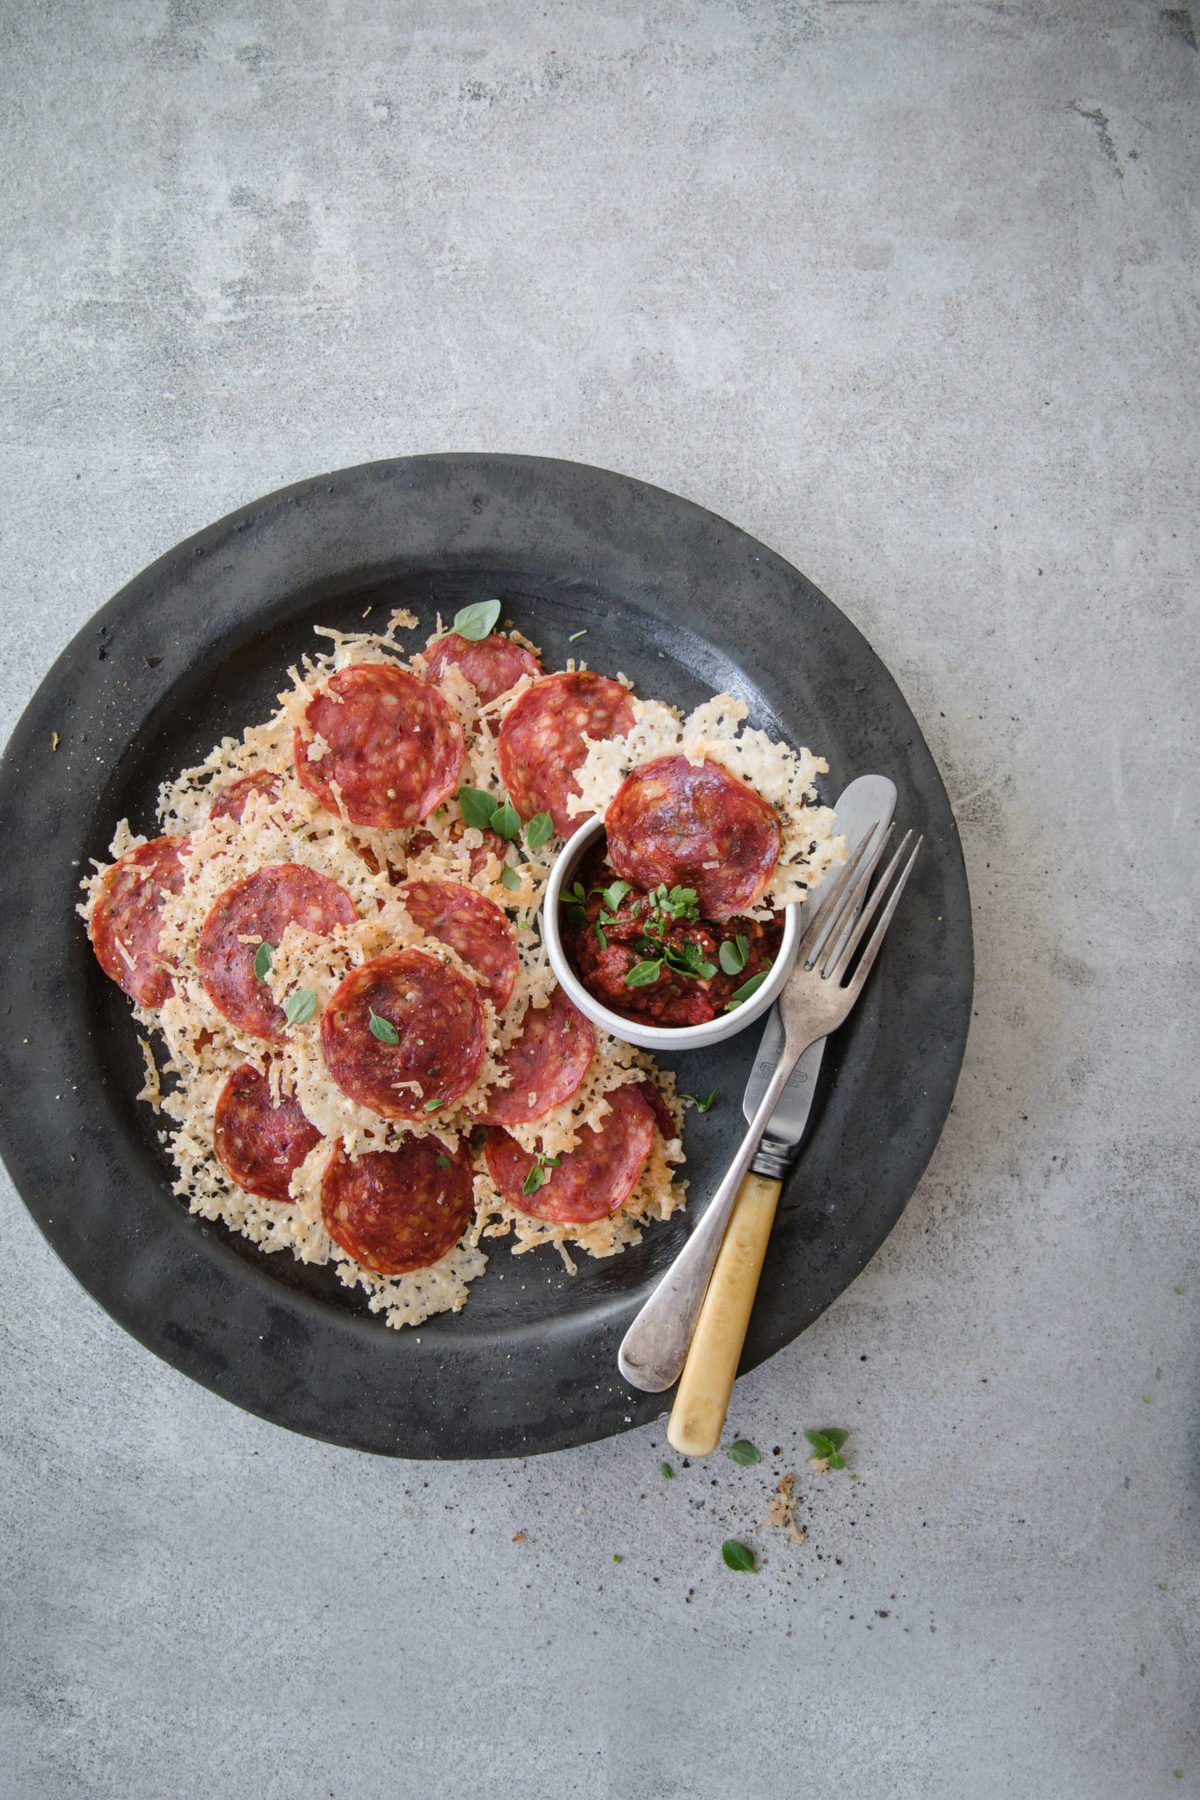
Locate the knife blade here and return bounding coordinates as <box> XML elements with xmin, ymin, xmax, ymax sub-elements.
<box><xmin>741</xmin><ymin>774</ymin><xmax>897</xmax><ymax>1177</ymax></box>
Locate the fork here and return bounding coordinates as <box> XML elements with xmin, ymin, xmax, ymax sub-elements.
<box><xmin>617</xmin><ymin>822</ymin><xmax>923</xmax><ymax>1405</ymax></box>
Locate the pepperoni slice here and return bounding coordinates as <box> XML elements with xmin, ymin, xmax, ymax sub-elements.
<box><xmin>197</xmin><ymin>863</ymin><xmax>356</xmax><ymax>1039</ymax></box>
<box><xmin>89</xmin><ymin>836</ymin><xmax>187</xmax><ymax>1008</ymax></box>
<box><xmin>213</xmin><ymin>1063</ymin><xmax>321</xmax><ymax>1203</ymax></box>
<box><xmin>294</xmin><ymin>662</ymin><xmax>465</xmax><ymax>829</ymax></box>
<box><xmin>480</xmin><ymin>985</ymin><xmax>595</xmax><ymax>1125</ymax></box>
<box><xmin>484</xmin><ymin>1084</ymin><xmax>655</xmax><ymax>1224</ymax></box>
<box><xmin>210</xmin><ymin>770</ymin><xmax>281</xmax><ymax>822</ymax></box>
<box><xmin>497</xmin><ymin>671</ymin><xmax>635</xmax><ymax>835</ymax></box>
<box><xmin>424</xmin><ymin>633</ymin><xmax>539</xmax><ymax>723</ymax></box>
<box><xmin>396</xmin><ymin>879</ymin><xmax>518</xmax><ymax>1009</ymax></box>
<box><xmin>320</xmin><ymin>948</ymin><xmax>485</xmax><ymax>1119</ymax></box>
<box><xmin>605</xmin><ymin>755</ymin><xmax>781</xmax><ymax>919</ymax></box>
<box><xmin>636</xmin><ymin>1077</ymin><xmax>677</xmax><ymax>1143</ymax></box>
<box><xmin>321</xmin><ymin>1136</ymin><xmax>474</xmax><ymax>1274</ymax></box>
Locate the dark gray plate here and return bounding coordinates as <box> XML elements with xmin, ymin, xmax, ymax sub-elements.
<box><xmin>0</xmin><ymin>455</ymin><xmax>972</xmax><ymax>1459</ymax></box>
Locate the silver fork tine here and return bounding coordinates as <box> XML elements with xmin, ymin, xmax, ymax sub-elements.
<box><xmin>817</xmin><ymin>827</ymin><xmax>900</xmax><ymax>979</ymax></box>
<box><xmin>798</xmin><ymin>822</ymin><xmax>884</xmax><ymax>967</ymax></box>
<box><xmin>842</xmin><ymin>834</ymin><xmax>923</xmax><ymax>995</ymax></box>
<box><xmin>824</xmin><ymin>828</ymin><xmax>914</xmax><ymax>980</ymax></box>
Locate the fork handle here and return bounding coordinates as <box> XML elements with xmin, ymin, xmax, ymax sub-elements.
<box><xmin>666</xmin><ymin>1172</ymin><xmax>782</xmax><ymax>1456</ymax></box>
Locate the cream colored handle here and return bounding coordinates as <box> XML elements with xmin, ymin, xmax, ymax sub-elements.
<box><xmin>666</xmin><ymin>1171</ymin><xmax>783</xmax><ymax>1457</ymax></box>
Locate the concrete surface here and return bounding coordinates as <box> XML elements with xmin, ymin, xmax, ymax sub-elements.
<box><xmin>1</xmin><ymin>2</ymin><xmax>1197</xmax><ymax>1795</ymax></box>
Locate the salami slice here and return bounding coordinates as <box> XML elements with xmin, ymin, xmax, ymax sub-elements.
<box><xmin>424</xmin><ymin>633</ymin><xmax>539</xmax><ymax>722</ymax></box>
<box><xmin>605</xmin><ymin>755</ymin><xmax>781</xmax><ymax>919</ymax></box>
<box><xmin>484</xmin><ymin>1083</ymin><xmax>655</xmax><ymax>1224</ymax></box>
<box><xmin>320</xmin><ymin>948</ymin><xmax>486</xmax><ymax>1118</ymax></box>
<box><xmin>321</xmin><ymin>1136</ymin><xmax>475</xmax><ymax>1274</ymax></box>
<box><xmin>479</xmin><ymin>984</ymin><xmax>595</xmax><ymax>1125</ymax></box>
<box><xmin>497</xmin><ymin>671</ymin><xmax>635</xmax><ymax>835</ymax></box>
<box><xmin>213</xmin><ymin>1062</ymin><xmax>321</xmax><ymax>1203</ymax></box>
<box><xmin>294</xmin><ymin>662</ymin><xmax>465</xmax><ymax>829</ymax></box>
<box><xmin>89</xmin><ymin>835</ymin><xmax>187</xmax><ymax>1008</ymax></box>
<box><xmin>396</xmin><ymin>879</ymin><xmax>518</xmax><ymax>1009</ymax></box>
<box><xmin>197</xmin><ymin>863</ymin><xmax>356</xmax><ymax>1039</ymax></box>
<box><xmin>636</xmin><ymin>1077</ymin><xmax>677</xmax><ymax>1143</ymax></box>
<box><xmin>210</xmin><ymin>770</ymin><xmax>281</xmax><ymax>822</ymax></box>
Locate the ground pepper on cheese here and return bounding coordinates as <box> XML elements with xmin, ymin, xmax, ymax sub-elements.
<box><xmin>80</xmin><ymin>611</ymin><xmax>835</xmax><ymax>1330</ymax></box>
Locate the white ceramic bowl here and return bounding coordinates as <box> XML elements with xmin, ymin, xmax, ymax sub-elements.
<box><xmin>542</xmin><ymin>815</ymin><xmax>799</xmax><ymax>1052</ymax></box>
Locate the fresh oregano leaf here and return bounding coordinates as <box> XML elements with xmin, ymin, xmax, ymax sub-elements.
<box><xmin>458</xmin><ymin>786</ymin><xmax>497</xmax><ymax>830</ymax></box>
<box><xmin>489</xmin><ymin>800</ymin><xmax>521</xmax><ymax>841</ymax></box>
<box><xmin>680</xmin><ymin>1091</ymin><xmax>717</xmax><ymax>1113</ymax></box>
<box><xmin>450</xmin><ymin>598</ymin><xmax>501</xmax><ymax>641</ymax></box>
<box><xmin>724</xmin><ymin>968</ymin><xmax>771</xmax><ymax>1011</ymax></box>
<box><xmin>284</xmin><ymin>987</ymin><xmax>318</xmax><ymax>1027</ymax></box>
<box><xmin>369</xmin><ymin>1010</ymin><xmax>400</xmax><ymax>1044</ymax></box>
<box><xmin>499</xmin><ymin>862</ymin><xmax>523</xmax><ymax>891</ymax></box>
<box><xmin>253</xmin><ymin>941</ymin><xmax>274</xmax><ymax>982</ymax></box>
<box><xmin>725</xmin><ymin>1439</ymin><xmax>761</xmax><ymax>1466</ymax></box>
<box><xmin>625</xmin><ymin>958</ymin><xmax>663</xmax><ymax>987</ymax></box>
<box><xmin>659</xmin><ymin>1461</ymin><xmax>674</xmax><ymax>1480</ymax></box>
<box><xmin>721</xmin><ymin>1539</ymin><xmax>758</xmax><ymax>1573</ymax></box>
<box><xmin>435</xmin><ymin>1154</ymin><xmax>452</xmax><ymax>1170</ymax></box>
<box><xmin>719</xmin><ymin>935</ymin><xmax>749</xmax><ymax>976</ymax></box>
<box><xmin>525</xmin><ymin>811</ymin><xmax>554</xmax><ymax>849</ymax></box>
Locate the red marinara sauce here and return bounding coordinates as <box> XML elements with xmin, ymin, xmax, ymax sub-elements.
<box><xmin>561</xmin><ymin>843</ymin><xmax>783</xmax><ymax>1028</ymax></box>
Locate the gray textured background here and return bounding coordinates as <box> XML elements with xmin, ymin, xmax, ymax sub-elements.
<box><xmin>2</xmin><ymin>3</ymin><xmax>1197</xmax><ymax>1796</ymax></box>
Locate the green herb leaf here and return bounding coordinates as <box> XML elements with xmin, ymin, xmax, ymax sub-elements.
<box><xmin>594</xmin><ymin>923</ymin><xmax>608</xmax><ymax>950</ymax></box>
<box><xmin>284</xmin><ymin>987</ymin><xmax>318</xmax><ymax>1027</ymax></box>
<box><xmin>612</xmin><ymin>1552</ymin><xmax>623</xmax><ymax>1563</ymax></box>
<box><xmin>680</xmin><ymin>1091</ymin><xmax>717</xmax><ymax>1113</ymax></box>
<box><xmin>522</xmin><ymin>1162</ymin><xmax>547</xmax><ymax>1197</ymax></box>
<box><xmin>424</xmin><ymin>1097</ymin><xmax>443</xmax><ymax>1111</ymax></box>
<box><xmin>499</xmin><ymin>862</ymin><xmax>523</xmax><ymax>891</ymax></box>
<box><xmin>724</xmin><ymin>968</ymin><xmax>771</xmax><ymax>1011</ymax></box>
<box><xmin>625</xmin><ymin>958</ymin><xmax>663</xmax><ymax>988</ymax></box>
<box><xmin>458</xmin><ymin>786</ymin><xmax>497</xmax><ymax>830</ymax></box>
<box><xmin>725</xmin><ymin>1439</ymin><xmax>761</xmax><ymax>1466</ymax></box>
<box><xmin>568</xmin><ymin>629</ymin><xmax>588</xmax><ymax>643</ymax></box>
<box><xmin>648</xmin><ymin>883</ymin><xmax>701</xmax><ymax>924</ymax></box>
<box><xmin>489</xmin><ymin>800</ymin><xmax>522</xmax><ymax>841</ymax></box>
<box><xmin>601</xmin><ymin>879</ymin><xmax>631</xmax><ymax>912</ymax></box>
<box><xmin>450</xmin><ymin>598</ymin><xmax>502</xmax><ymax>642</ymax></box>
<box><xmin>566</xmin><ymin>903</ymin><xmax>588</xmax><ymax>928</ymax></box>
<box><xmin>719</xmin><ymin>934</ymin><xmax>749</xmax><ymax>976</ymax></box>
<box><xmin>568</xmin><ymin>881</ymin><xmax>588</xmax><ymax>905</ymax></box>
<box><xmin>659</xmin><ymin>1461</ymin><xmax>674</xmax><ymax>1480</ymax></box>
<box><xmin>252</xmin><ymin>941</ymin><xmax>274</xmax><ymax>982</ymax></box>
<box><xmin>804</xmin><ymin>1426</ymin><xmax>850</xmax><ymax>1470</ymax></box>
<box><xmin>436</xmin><ymin>1154</ymin><xmax>451</xmax><ymax>1170</ymax></box>
<box><xmin>369</xmin><ymin>1009</ymin><xmax>400</xmax><ymax>1044</ymax></box>
<box><xmin>721</xmin><ymin>1539</ymin><xmax>758</xmax><ymax>1573</ymax></box>
<box><xmin>525</xmin><ymin>811</ymin><xmax>554</xmax><ymax>850</ymax></box>
<box><xmin>663</xmin><ymin>940</ymin><xmax>717</xmax><ymax>981</ymax></box>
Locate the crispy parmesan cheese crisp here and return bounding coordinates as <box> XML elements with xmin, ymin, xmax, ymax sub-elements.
<box><xmin>498</xmin><ymin>670</ymin><xmax>635</xmax><ymax>833</ymax></box>
<box><xmin>320</xmin><ymin>948</ymin><xmax>486</xmax><ymax>1118</ymax></box>
<box><xmin>425</xmin><ymin>632</ymin><xmax>540</xmax><ymax>718</ymax></box>
<box><xmin>295</xmin><ymin>662</ymin><xmax>465</xmax><ymax>827</ymax></box>
<box><xmin>395</xmin><ymin>879</ymin><xmax>518</xmax><ymax>1010</ymax></box>
<box><xmin>605</xmin><ymin>754</ymin><xmax>781</xmax><ymax>919</ymax></box>
<box><xmin>198</xmin><ymin>864</ymin><xmax>357</xmax><ymax>1039</ymax></box>
<box><xmin>213</xmin><ymin>1063</ymin><xmax>321</xmax><ymax>1203</ymax></box>
<box><xmin>89</xmin><ymin>836</ymin><xmax>188</xmax><ymax>1008</ymax></box>
<box><xmin>322</xmin><ymin>1136</ymin><xmax>476</xmax><ymax>1274</ymax></box>
<box><xmin>479</xmin><ymin>984</ymin><xmax>595</xmax><ymax>1125</ymax></box>
<box><xmin>485</xmin><ymin>1085</ymin><xmax>657</xmax><ymax>1224</ymax></box>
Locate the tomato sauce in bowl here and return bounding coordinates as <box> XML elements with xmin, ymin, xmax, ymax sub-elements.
<box><xmin>560</xmin><ymin>841</ymin><xmax>784</xmax><ymax>1029</ymax></box>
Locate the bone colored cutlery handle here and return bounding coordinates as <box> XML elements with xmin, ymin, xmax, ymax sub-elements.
<box><xmin>666</xmin><ymin>1171</ymin><xmax>782</xmax><ymax>1457</ymax></box>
